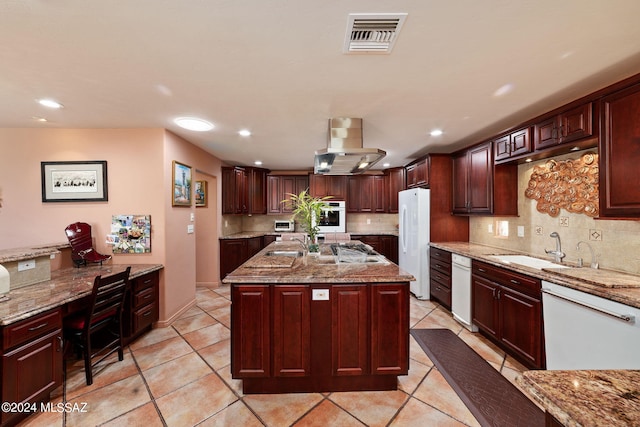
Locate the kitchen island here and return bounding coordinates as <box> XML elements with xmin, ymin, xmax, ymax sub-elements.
<box><xmin>222</xmin><ymin>241</ymin><xmax>414</xmax><ymax>394</ymax></box>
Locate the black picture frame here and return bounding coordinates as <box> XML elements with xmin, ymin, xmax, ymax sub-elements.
<box><xmin>41</xmin><ymin>160</ymin><xmax>108</xmax><ymax>202</ymax></box>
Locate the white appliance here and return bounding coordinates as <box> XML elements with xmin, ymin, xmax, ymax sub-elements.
<box><xmin>315</xmin><ymin>201</ymin><xmax>346</xmax><ymax>234</ymax></box>
<box><xmin>451</xmin><ymin>254</ymin><xmax>477</xmax><ymax>331</ymax></box>
<box><xmin>542</xmin><ymin>280</ymin><xmax>640</xmax><ymax>369</ymax></box>
<box><xmin>274</xmin><ymin>220</ymin><xmax>295</xmax><ymax>232</ymax></box>
<box><xmin>398</xmin><ymin>188</ymin><xmax>430</xmax><ymax>299</ymax></box>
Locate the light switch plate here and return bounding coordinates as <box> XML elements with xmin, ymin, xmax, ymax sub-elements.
<box><xmin>190</xmin><ymin>213</ymin><xmax>195</xmax><ymax>222</ymax></box>
<box><xmin>187</xmin><ymin>224</ymin><xmax>194</xmax><ymax>234</ymax></box>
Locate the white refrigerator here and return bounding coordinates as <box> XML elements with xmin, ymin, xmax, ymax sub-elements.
<box><xmin>398</xmin><ymin>188</ymin><xmax>430</xmax><ymax>299</ymax></box>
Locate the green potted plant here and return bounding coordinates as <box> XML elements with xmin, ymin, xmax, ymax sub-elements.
<box><xmin>284</xmin><ymin>190</ymin><xmax>332</xmax><ymax>253</ymax></box>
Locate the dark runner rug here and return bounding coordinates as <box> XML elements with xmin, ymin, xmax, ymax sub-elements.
<box><xmin>410</xmin><ymin>329</ymin><xmax>544</xmax><ymax>427</ymax></box>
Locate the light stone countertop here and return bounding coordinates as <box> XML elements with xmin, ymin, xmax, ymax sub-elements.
<box><xmin>430</xmin><ymin>242</ymin><xmax>640</xmax><ymax>309</ymax></box>
<box><xmin>517</xmin><ymin>370</ymin><xmax>640</xmax><ymax>427</ymax></box>
<box><xmin>0</xmin><ymin>242</ymin><xmax>69</xmax><ymax>263</ymax></box>
<box><xmin>220</xmin><ymin>231</ymin><xmax>399</xmax><ymax>240</ymax></box>
<box><xmin>0</xmin><ymin>264</ymin><xmax>163</xmax><ymax>326</ymax></box>
<box><xmin>222</xmin><ymin>241</ymin><xmax>413</xmax><ymax>284</ymax></box>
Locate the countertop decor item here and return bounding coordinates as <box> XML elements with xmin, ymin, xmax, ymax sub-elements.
<box><xmin>284</xmin><ymin>190</ymin><xmax>331</xmax><ymax>253</ymax></box>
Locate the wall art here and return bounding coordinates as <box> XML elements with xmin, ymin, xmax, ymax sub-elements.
<box><xmin>172</xmin><ymin>161</ymin><xmax>192</xmax><ymax>206</ymax></box>
<box><xmin>109</xmin><ymin>215</ymin><xmax>151</xmax><ymax>253</ymax></box>
<box><xmin>41</xmin><ymin>160</ymin><xmax>108</xmax><ymax>202</ymax></box>
<box><xmin>195</xmin><ymin>180</ymin><xmax>207</xmax><ymax>207</ymax></box>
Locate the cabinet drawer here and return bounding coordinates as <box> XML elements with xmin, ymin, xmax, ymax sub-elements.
<box><xmin>472</xmin><ymin>261</ymin><xmax>540</xmax><ymax>296</ymax></box>
<box><xmin>430</xmin><ymin>282</ymin><xmax>452</xmax><ymax>307</ymax></box>
<box><xmin>430</xmin><ymin>247</ymin><xmax>451</xmax><ymax>263</ymax></box>
<box><xmin>430</xmin><ymin>267</ymin><xmax>451</xmax><ymax>288</ymax></box>
<box><xmin>131</xmin><ymin>270</ymin><xmax>159</xmax><ymax>294</ymax></box>
<box><xmin>133</xmin><ymin>287</ymin><xmax>156</xmax><ymax>309</ymax></box>
<box><xmin>430</xmin><ymin>257</ymin><xmax>451</xmax><ymax>276</ymax></box>
<box><xmin>132</xmin><ymin>303</ymin><xmax>157</xmax><ymax>333</ymax></box>
<box><xmin>3</xmin><ymin>309</ymin><xmax>62</xmax><ymax>350</ymax></box>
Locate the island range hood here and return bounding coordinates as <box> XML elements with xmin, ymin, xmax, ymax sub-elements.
<box><xmin>314</xmin><ymin>118</ymin><xmax>386</xmax><ymax>175</ymax></box>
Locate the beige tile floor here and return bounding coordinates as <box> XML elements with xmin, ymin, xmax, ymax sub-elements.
<box><xmin>19</xmin><ymin>286</ymin><xmax>537</xmax><ymax>427</ymax></box>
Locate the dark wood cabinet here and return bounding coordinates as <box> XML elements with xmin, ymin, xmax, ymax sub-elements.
<box><xmin>471</xmin><ymin>261</ymin><xmax>544</xmax><ymax>369</ymax></box>
<box><xmin>452</xmin><ymin>142</ymin><xmax>518</xmax><ymax>216</ymax></box>
<box><xmin>231</xmin><ymin>282</ymin><xmax>409</xmax><ymax>393</ymax></box>
<box><xmin>429</xmin><ymin>247</ymin><xmax>452</xmax><ymax>309</ymax></box>
<box><xmin>405</xmin><ymin>158</ymin><xmax>429</xmax><ymax>188</ymax></box>
<box><xmin>125</xmin><ymin>270</ymin><xmax>159</xmax><ymax>344</ymax></box>
<box><xmin>219</xmin><ymin>236</ymin><xmax>265</xmax><ymax>280</ymax></box>
<box><xmin>332</xmin><ymin>285</ymin><xmax>368</xmax><ymax>376</ymax></box>
<box><xmin>347</xmin><ymin>175</ymin><xmax>387</xmax><ymax>213</ymax></box>
<box><xmin>309</xmin><ymin>174</ymin><xmax>347</xmax><ymax>200</ymax></box>
<box><xmin>231</xmin><ymin>285</ymin><xmax>271</xmax><ymax>378</ymax></box>
<box><xmin>222</xmin><ymin>166</ymin><xmax>269</xmax><ymax>215</ymax></box>
<box><xmin>534</xmin><ymin>102</ymin><xmax>594</xmax><ymax>150</ymax></box>
<box><xmin>599</xmin><ymin>83</ymin><xmax>640</xmax><ymax>217</ymax></box>
<box><xmin>384</xmin><ymin>167</ymin><xmax>405</xmax><ymax>213</ymax></box>
<box><xmin>267</xmin><ymin>175</ymin><xmax>309</xmax><ymax>215</ymax></box>
<box><xmin>1</xmin><ymin>309</ymin><xmax>63</xmax><ymax>426</ymax></box>
<box><xmin>494</xmin><ymin>127</ymin><xmax>532</xmax><ymax>162</ymax></box>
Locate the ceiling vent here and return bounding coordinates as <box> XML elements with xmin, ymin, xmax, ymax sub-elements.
<box><xmin>343</xmin><ymin>13</ymin><xmax>408</xmax><ymax>54</ymax></box>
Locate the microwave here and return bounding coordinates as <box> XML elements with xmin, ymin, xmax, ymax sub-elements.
<box><xmin>274</xmin><ymin>220</ymin><xmax>295</xmax><ymax>232</ymax></box>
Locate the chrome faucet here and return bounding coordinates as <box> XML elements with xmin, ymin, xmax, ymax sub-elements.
<box><xmin>576</xmin><ymin>241</ymin><xmax>599</xmax><ymax>269</ymax></box>
<box><xmin>545</xmin><ymin>232</ymin><xmax>566</xmax><ymax>263</ymax></box>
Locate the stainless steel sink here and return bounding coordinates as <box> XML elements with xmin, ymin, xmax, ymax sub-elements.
<box><xmin>264</xmin><ymin>250</ymin><xmax>303</xmax><ymax>257</ymax></box>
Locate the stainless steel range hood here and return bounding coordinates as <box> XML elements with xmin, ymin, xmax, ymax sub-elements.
<box><xmin>314</xmin><ymin>118</ymin><xmax>386</xmax><ymax>175</ymax></box>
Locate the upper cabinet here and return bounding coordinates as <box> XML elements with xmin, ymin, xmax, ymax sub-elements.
<box><xmin>384</xmin><ymin>167</ymin><xmax>405</xmax><ymax>213</ymax></box>
<box><xmin>347</xmin><ymin>175</ymin><xmax>386</xmax><ymax>213</ymax></box>
<box><xmin>222</xmin><ymin>166</ymin><xmax>269</xmax><ymax>215</ymax></box>
<box><xmin>405</xmin><ymin>158</ymin><xmax>429</xmax><ymax>188</ymax></box>
<box><xmin>599</xmin><ymin>83</ymin><xmax>640</xmax><ymax>217</ymax></box>
<box><xmin>267</xmin><ymin>175</ymin><xmax>309</xmax><ymax>215</ymax></box>
<box><xmin>494</xmin><ymin>127</ymin><xmax>532</xmax><ymax>162</ymax></box>
<box><xmin>534</xmin><ymin>102</ymin><xmax>594</xmax><ymax>150</ymax></box>
<box><xmin>308</xmin><ymin>174</ymin><xmax>347</xmax><ymax>200</ymax></box>
<box><xmin>453</xmin><ymin>142</ymin><xmax>517</xmax><ymax>216</ymax></box>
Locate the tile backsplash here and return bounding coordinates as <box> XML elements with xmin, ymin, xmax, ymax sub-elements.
<box><xmin>470</xmin><ymin>151</ymin><xmax>640</xmax><ymax>275</ymax></box>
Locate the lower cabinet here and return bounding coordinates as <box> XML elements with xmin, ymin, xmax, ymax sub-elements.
<box><xmin>1</xmin><ymin>309</ymin><xmax>63</xmax><ymax>426</ymax></box>
<box><xmin>471</xmin><ymin>261</ymin><xmax>544</xmax><ymax>369</ymax></box>
<box><xmin>429</xmin><ymin>248</ymin><xmax>452</xmax><ymax>309</ymax></box>
<box><xmin>231</xmin><ymin>283</ymin><xmax>409</xmax><ymax>391</ymax></box>
<box><xmin>125</xmin><ymin>270</ymin><xmax>160</xmax><ymax>344</ymax></box>
<box><xmin>351</xmin><ymin>234</ymin><xmax>398</xmax><ymax>264</ymax></box>
<box><xmin>219</xmin><ymin>236</ymin><xmax>266</xmax><ymax>280</ymax></box>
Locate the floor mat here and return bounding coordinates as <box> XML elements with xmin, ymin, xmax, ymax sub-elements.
<box><xmin>410</xmin><ymin>329</ymin><xmax>544</xmax><ymax>427</ymax></box>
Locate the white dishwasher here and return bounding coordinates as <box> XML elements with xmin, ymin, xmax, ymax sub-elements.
<box><xmin>542</xmin><ymin>280</ymin><xmax>640</xmax><ymax>369</ymax></box>
<box><xmin>451</xmin><ymin>254</ymin><xmax>477</xmax><ymax>331</ymax></box>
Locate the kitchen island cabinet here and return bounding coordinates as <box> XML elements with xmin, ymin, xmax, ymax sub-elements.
<box><xmin>224</xmin><ymin>242</ymin><xmax>412</xmax><ymax>393</ymax></box>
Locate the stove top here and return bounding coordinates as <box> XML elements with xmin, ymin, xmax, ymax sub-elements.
<box><xmin>329</xmin><ymin>243</ymin><xmax>377</xmax><ymax>256</ymax></box>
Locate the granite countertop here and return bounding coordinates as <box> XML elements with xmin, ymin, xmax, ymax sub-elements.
<box><xmin>517</xmin><ymin>370</ymin><xmax>640</xmax><ymax>427</ymax></box>
<box><xmin>223</xmin><ymin>241</ymin><xmax>413</xmax><ymax>284</ymax></box>
<box><xmin>0</xmin><ymin>242</ymin><xmax>70</xmax><ymax>263</ymax></box>
<box><xmin>0</xmin><ymin>264</ymin><xmax>163</xmax><ymax>326</ymax></box>
<box><xmin>220</xmin><ymin>231</ymin><xmax>399</xmax><ymax>240</ymax></box>
<box><xmin>430</xmin><ymin>242</ymin><xmax>640</xmax><ymax>309</ymax></box>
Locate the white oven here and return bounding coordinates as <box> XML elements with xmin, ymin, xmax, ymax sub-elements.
<box><xmin>315</xmin><ymin>201</ymin><xmax>346</xmax><ymax>234</ymax></box>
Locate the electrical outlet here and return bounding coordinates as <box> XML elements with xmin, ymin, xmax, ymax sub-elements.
<box><xmin>487</xmin><ymin>223</ymin><xmax>493</xmax><ymax>233</ymax></box>
<box><xmin>190</xmin><ymin>212</ymin><xmax>195</xmax><ymax>222</ymax></box>
<box><xmin>559</xmin><ymin>217</ymin><xmax>569</xmax><ymax>227</ymax></box>
<box><xmin>589</xmin><ymin>229</ymin><xmax>603</xmax><ymax>241</ymax></box>
<box><xmin>517</xmin><ymin>226</ymin><xmax>525</xmax><ymax>237</ymax></box>
<box><xmin>366</xmin><ymin>218</ymin><xmax>371</xmax><ymax>225</ymax></box>
<box><xmin>18</xmin><ymin>259</ymin><xmax>36</xmax><ymax>271</ymax></box>
<box><xmin>312</xmin><ymin>289</ymin><xmax>329</xmax><ymax>301</ymax></box>
<box><xmin>535</xmin><ymin>226</ymin><xmax>543</xmax><ymax>235</ymax></box>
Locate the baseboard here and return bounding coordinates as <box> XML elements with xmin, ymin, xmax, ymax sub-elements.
<box><xmin>196</xmin><ymin>281</ymin><xmax>221</xmax><ymax>289</ymax></box>
<box><xmin>155</xmin><ymin>298</ymin><xmax>197</xmax><ymax>328</ymax></box>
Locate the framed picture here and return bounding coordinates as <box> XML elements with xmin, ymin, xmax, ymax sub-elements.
<box><xmin>109</xmin><ymin>214</ymin><xmax>152</xmax><ymax>254</ymax></box>
<box><xmin>41</xmin><ymin>160</ymin><xmax>108</xmax><ymax>202</ymax></box>
<box><xmin>195</xmin><ymin>180</ymin><xmax>207</xmax><ymax>207</ymax></box>
<box><xmin>172</xmin><ymin>161</ymin><xmax>192</xmax><ymax>206</ymax></box>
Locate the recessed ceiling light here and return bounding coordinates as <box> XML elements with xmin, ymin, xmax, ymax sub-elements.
<box><xmin>174</xmin><ymin>117</ymin><xmax>214</xmax><ymax>131</ymax></box>
<box><xmin>430</xmin><ymin>129</ymin><xmax>443</xmax><ymax>136</ymax></box>
<box><xmin>32</xmin><ymin>116</ymin><xmax>48</xmax><ymax>122</ymax></box>
<box><xmin>238</xmin><ymin>129</ymin><xmax>251</xmax><ymax>137</ymax></box>
<box><xmin>254</xmin><ymin>160</ymin><xmax>262</xmax><ymax>166</ymax></box>
<box><xmin>38</xmin><ymin>99</ymin><xmax>63</xmax><ymax>109</ymax></box>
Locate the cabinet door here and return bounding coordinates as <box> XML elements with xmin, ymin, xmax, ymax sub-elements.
<box><xmin>385</xmin><ymin>167</ymin><xmax>405</xmax><ymax>213</ymax></box>
<box><xmin>452</xmin><ymin>152</ymin><xmax>469</xmax><ymax>213</ymax></box>
<box><xmin>560</xmin><ymin>102</ymin><xmax>592</xmax><ymax>143</ymax></box>
<box><xmin>273</xmin><ymin>286</ymin><xmax>310</xmax><ymax>377</ymax></box>
<box><xmin>248</xmin><ymin>168</ymin><xmax>267</xmax><ymax>215</ymax></box>
<box><xmin>468</xmin><ymin>142</ymin><xmax>492</xmax><ymax>213</ymax></box>
<box><xmin>510</xmin><ymin>128</ymin><xmax>531</xmax><ymax>157</ymax></box>
<box><xmin>600</xmin><ymin>84</ymin><xmax>640</xmax><ymax>216</ymax></box>
<box><xmin>235</xmin><ymin>168</ymin><xmax>248</xmax><ymax>214</ymax></box>
<box><xmin>533</xmin><ymin>117</ymin><xmax>558</xmax><ymax>150</ymax></box>
<box><xmin>327</xmin><ymin>176</ymin><xmax>347</xmax><ymax>200</ymax></box>
<box><xmin>346</xmin><ymin>176</ymin><xmax>361</xmax><ymax>212</ymax></box>
<box><xmin>472</xmin><ymin>275</ymin><xmax>499</xmax><ymax>337</ymax></box>
<box><xmin>231</xmin><ymin>285</ymin><xmax>270</xmax><ymax>378</ymax></box>
<box><xmin>221</xmin><ymin>167</ymin><xmax>237</xmax><ymax>214</ymax></box>
<box><xmin>380</xmin><ymin>235</ymin><xmax>398</xmax><ymax>264</ymax></box>
<box><xmin>308</xmin><ymin>174</ymin><xmax>327</xmax><ymax>198</ymax></box>
<box><xmin>499</xmin><ymin>287</ymin><xmax>543</xmax><ymax>368</ymax></box>
<box><xmin>247</xmin><ymin>237</ymin><xmax>262</xmax><ymax>258</ymax></box>
<box><xmin>219</xmin><ymin>239</ymin><xmax>247</xmax><ymax>280</ymax></box>
<box><xmin>332</xmin><ymin>285</ymin><xmax>368</xmax><ymax>376</ymax></box>
<box><xmin>267</xmin><ymin>175</ymin><xmax>283</xmax><ymax>214</ymax></box>
<box><xmin>2</xmin><ymin>329</ymin><xmax>62</xmax><ymax>426</ymax></box>
<box><xmin>370</xmin><ymin>284</ymin><xmax>408</xmax><ymax>375</ymax></box>
<box><xmin>493</xmin><ymin>135</ymin><xmax>511</xmax><ymax>161</ymax></box>
<box><xmin>373</xmin><ymin>175</ymin><xmax>387</xmax><ymax>213</ymax></box>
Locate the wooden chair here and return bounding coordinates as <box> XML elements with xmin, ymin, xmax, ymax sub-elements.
<box><xmin>64</xmin><ymin>267</ymin><xmax>130</xmax><ymax>385</ymax></box>
<box><xmin>65</xmin><ymin>222</ymin><xmax>112</xmax><ymax>267</ymax></box>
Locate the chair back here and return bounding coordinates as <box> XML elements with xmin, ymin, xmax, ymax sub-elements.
<box><xmin>84</xmin><ymin>267</ymin><xmax>131</xmax><ymax>333</ymax></box>
<box><xmin>65</xmin><ymin>222</ymin><xmax>94</xmax><ymax>254</ymax></box>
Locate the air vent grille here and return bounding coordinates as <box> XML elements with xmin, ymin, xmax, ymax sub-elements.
<box><xmin>344</xmin><ymin>13</ymin><xmax>407</xmax><ymax>53</ymax></box>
